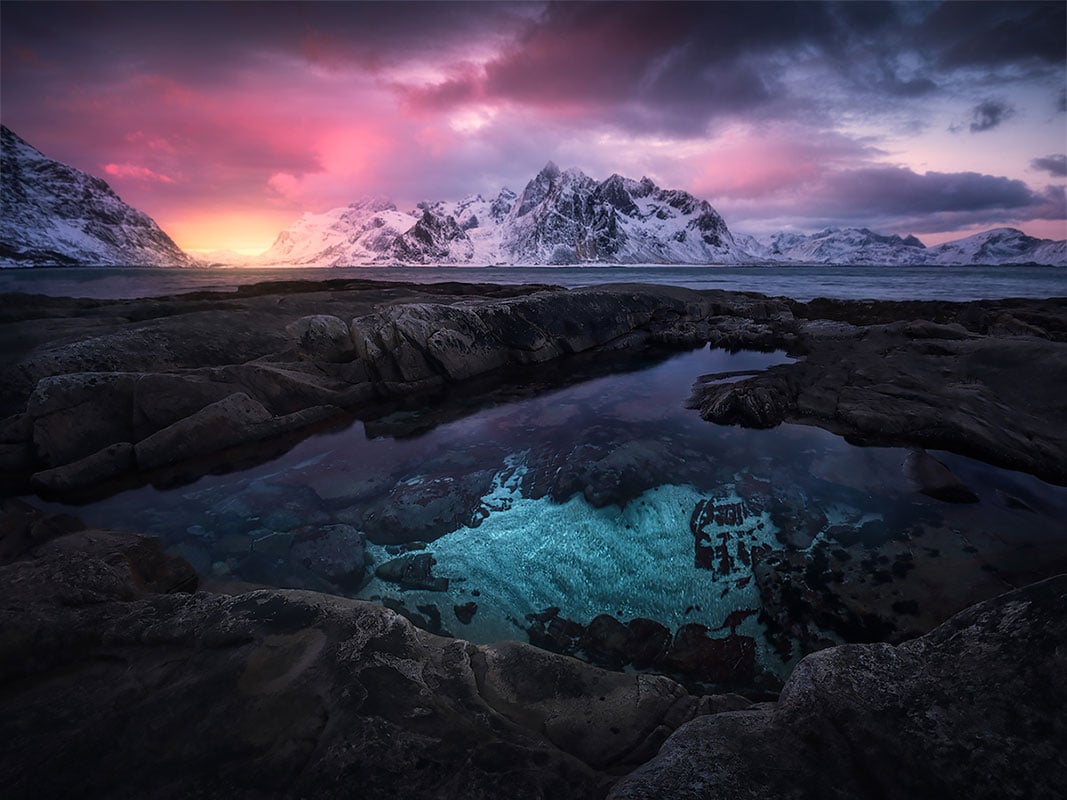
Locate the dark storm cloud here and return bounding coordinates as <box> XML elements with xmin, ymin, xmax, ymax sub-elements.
<box><xmin>4</xmin><ymin>1</ymin><xmax>1064</xmax><ymax>138</ymax></box>
<box><xmin>0</xmin><ymin>1</ymin><xmax>535</xmax><ymax>85</ymax></box>
<box><xmin>398</xmin><ymin>1</ymin><xmax>1066</xmax><ymax>136</ymax></box>
<box><xmin>922</xmin><ymin>1</ymin><xmax>1066</xmax><ymax>69</ymax></box>
<box><xmin>820</xmin><ymin>167</ymin><xmax>1039</xmax><ymax>216</ymax></box>
<box><xmin>1031</xmin><ymin>154</ymin><xmax>1067</xmax><ymax>177</ymax></box>
<box><xmin>732</xmin><ymin>166</ymin><xmax>1065</xmax><ymax>234</ymax></box>
<box><xmin>967</xmin><ymin>100</ymin><xmax>1016</xmax><ymax>133</ymax></box>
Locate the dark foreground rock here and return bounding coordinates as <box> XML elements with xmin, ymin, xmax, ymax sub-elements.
<box><xmin>2</xmin><ymin>518</ymin><xmax>1065</xmax><ymax>799</ymax></box>
<box><xmin>2</xmin><ymin>280</ymin><xmax>779</xmax><ymax>497</ymax></box>
<box><xmin>691</xmin><ymin>298</ymin><xmax>1067</xmax><ymax>485</ymax></box>
<box><xmin>3</xmin><ymin>280</ymin><xmax>1064</xmax><ymax>497</ymax></box>
<box><xmin>0</xmin><ymin>524</ymin><xmax>741</xmax><ymax>800</ymax></box>
<box><xmin>610</xmin><ymin>572</ymin><xmax>1067</xmax><ymax>800</ymax></box>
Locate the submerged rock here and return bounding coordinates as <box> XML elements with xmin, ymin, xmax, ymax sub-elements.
<box><xmin>375</xmin><ymin>552</ymin><xmax>449</xmax><ymax>591</ymax></box>
<box><xmin>357</xmin><ymin>469</ymin><xmax>496</xmax><ymax>544</ymax></box>
<box><xmin>290</xmin><ymin>523</ymin><xmax>367</xmax><ymax>590</ymax></box>
<box><xmin>904</xmin><ymin>448</ymin><xmax>980</xmax><ymax>503</ymax></box>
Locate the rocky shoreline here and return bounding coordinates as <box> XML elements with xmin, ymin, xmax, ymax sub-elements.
<box><xmin>1</xmin><ymin>502</ymin><xmax>1063</xmax><ymax>799</ymax></box>
<box><xmin>2</xmin><ymin>278</ymin><xmax>1066</xmax><ymax>797</ymax></box>
<box><xmin>3</xmin><ymin>280</ymin><xmax>1064</xmax><ymax>495</ymax></box>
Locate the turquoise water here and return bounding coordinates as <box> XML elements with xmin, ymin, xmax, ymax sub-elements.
<box><xmin>2</xmin><ymin>263</ymin><xmax>1065</xmax><ymax>301</ymax></box>
<box><xmin>33</xmin><ymin>345</ymin><xmax>1067</xmax><ymax>685</ymax></box>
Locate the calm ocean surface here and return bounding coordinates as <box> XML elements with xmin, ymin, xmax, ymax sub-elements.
<box><xmin>1</xmin><ymin>263</ymin><xmax>1065</xmax><ymax>301</ymax></box>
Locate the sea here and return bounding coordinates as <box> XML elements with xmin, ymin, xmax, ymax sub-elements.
<box><xmin>1</xmin><ymin>262</ymin><xmax>1065</xmax><ymax>301</ymax></box>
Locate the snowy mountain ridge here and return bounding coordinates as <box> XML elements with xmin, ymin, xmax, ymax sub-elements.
<box><xmin>756</xmin><ymin>226</ymin><xmax>1066</xmax><ymax>266</ymax></box>
<box><xmin>1</xmin><ymin>124</ymin><xmax>1063</xmax><ymax>268</ymax></box>
<box><xmin>258</xmin><ymin>162</ymin><xmax>748</xmax><ymax>266</ymax></box>
<box><xmin>0</xmin><ymin>125</ymin><xmax>196</xmax><ymax>268</ymax></box>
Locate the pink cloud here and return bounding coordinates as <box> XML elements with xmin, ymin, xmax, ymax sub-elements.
<box><xmin>103</xmin><ymin>163</ymin><xmax>175</xmax><ymax>183</ymax></box>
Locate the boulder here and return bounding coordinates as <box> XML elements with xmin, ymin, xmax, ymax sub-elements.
<box><xmin>286</xmin><ymin>314</ymin><xmax>356</xmax><ymax>362</ymax></box>
<box><xmin>375</xmin><ymin>552</ymin><xmax>449</xmax><ymax>591</ymax></box>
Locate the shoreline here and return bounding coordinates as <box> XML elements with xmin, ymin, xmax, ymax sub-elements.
<box><xmin>2</xmin><ymin>277</ymin><xmax>1066</xmax><ymax>797</ymax></box>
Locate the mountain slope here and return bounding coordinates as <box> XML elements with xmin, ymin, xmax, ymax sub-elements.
<box><xmin>258</xmin><ymin>197</ymin><xmax>416</xmax><ymax>267</ymax></box>
<box><xmin>501</xmin><ymin>164</ymin><xmax>744</xmax><ymax>264</ymax></box>
<box><xmin>750</xmin><ymin>226</ymin><xmax>1066</xmax><ymax>266</ymax></box>
<box><xmin>0</xmin><ymin>125</ymin><xmax>195</xmax><ymax>268</ymax></box>
<box><xmin>259</xmin><ymin>163</ymin><xmax>750</xmax><ymax>266</ymax></box>
<box><xmin>762</xmin><ymin>227</ymin><xmax>927</xmax><ymax>265</ymax></box>
<box><xmin>927</xmin><ymin>228</ymin><xmax>1067</xmax><ymax>266</ymax></box>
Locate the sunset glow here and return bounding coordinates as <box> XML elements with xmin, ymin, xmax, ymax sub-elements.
<box><xmin>2</xmin><ymin>1</ymin><xmax>1064</xmax><ymax>253</ymax></box>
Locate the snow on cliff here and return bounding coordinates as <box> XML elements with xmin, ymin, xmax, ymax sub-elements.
<box><xmin>0</xmin><ymin>125</ymin><xmax>195</xmax><ymax>267</ymax></box>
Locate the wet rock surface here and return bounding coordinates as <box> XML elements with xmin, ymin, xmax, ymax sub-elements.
<box><xmin>609</xmin><ymin>573</ymin><xmax>1067</xmax><ymax>800</ymax></box>
<box><xmin>1</xmin><ymin>280</ymin><xmax>755</xmax><ymax>497</ymax></box>
<box><xmin>525</xmin><ymin>607</ymin><xmax>770</xmax><ymax>695</ymax></box>
<box><xmin>691</xmin><ymin>296</ymin><xmax>1067</xmax><ymax>485</ymax></box>
<box><xmin>2</xmin><ymin>516</ymin><xmax>1064</xmax><ymax>800</ymax></box>
<box><xmin>0</xmin><ymin>522</ymin><xmax>740</xmax><ymax>800</ymax></box>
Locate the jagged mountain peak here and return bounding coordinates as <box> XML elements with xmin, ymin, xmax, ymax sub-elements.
<box><xmin>347</xmin><ymin>196</ymin><xmax>396</xmax><ymax>213</ymax></box>
<box><xmin>538</xmin><ymin>160</ymin><xmax>561</xmax><ymax>180</ymax></box>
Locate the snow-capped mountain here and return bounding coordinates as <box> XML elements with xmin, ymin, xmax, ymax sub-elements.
<box><xmin>925</xmin><ymin>227</ymin><xmax>1067</xmax><ymax>266</ymax></box>
<box><xmin>0</xmin><ymin>125</ymin><xmax>195</xmax><ymax>268</ymax></box>
<box><xmin>761</xmin><ymin>227</ymin><xmax>927</xmax><ymax>265</ymax></box>
<box><xmin>258</xmin><ymin>197</ymin><xmax>414</xmax><ymax>266</ymax></box>
<box><xmin>501</xmin><ymin>163</ymin><xmax>741</xmax><ymax>264</ymax></box>
<box><xmin>746</xmin><ymin>225</ymin><xmax>1066</xmax><ymax>266</ymax></box>
<box><xmin>259</xmin><ymin>162</ymin><xmax>748</xmax><ymax>266</ymax></box>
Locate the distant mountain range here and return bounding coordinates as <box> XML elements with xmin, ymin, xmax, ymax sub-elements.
<box><xmin>1</xmin><ymin>125</ymin><xmax>1063</xmax><ymax>268</ymax></box>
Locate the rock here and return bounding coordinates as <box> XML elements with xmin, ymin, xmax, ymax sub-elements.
<box><xmin>133</xmin><ymin>391</ymin><xmax>273</xmax><ymax>468</ymax></box>
<box><xmin>358</xmin><ymin>470</ymin><xmax>496</xmax><ymax>544</ymax></box>
<box><xmin>290</xmin><ymin>524</ymin><xmax>366</xmax><ymax>589</ymax></box>
<box><xmin>609</xmin><ymin>574</ymin><xmax>1067</xmax><ymax>800</ymax></box>
<box><xmin>0</xmin><ymin>498</ymin><xmax>85</xmax><ymax>563</ymax></box>
<box><xmin>0</xmin><ymin>522</ymin><xmax>734</xmax><ymax>800</ymax></box>
<box><xmin>134</xmin><ymin>392</ymin><xmax>340</xmax><ymax>471</ymax></box>
<box><xmin>30</xmin><ymin>441</ymin><xmax>134</xmax><ymax>493</ymax></box>
<box><xmin>249</xmin><ymin>529</ymin><xmax>293</xmax><ymax>559</ymax></box>
<box><xmin>623</xmin><ymin>618</ymin><xmax>673</xmax><ymax>669</ymax></box>
<box><xmin>28</xmin><ymin>372</ymin><xmax>140</xmax><ymax>466</ymax></box>
<box><xmin>580</xmin><ymin>614</ymin><xmax>632</xmax><ymax>668</ymax></box>
<box><xmin>663</xmin><ymin>624</ymin><xmax>757</xmax><ymax>687</ymax></box>
<box><xmin>454</xmin><ymin>601</ymin><xmax>478</xmax><ymax>624</ymax></box>
<box><xmin>904</xmin><ymin>448</ymin><xmax>980</xmax><ymax>503</ymax></box>
<box><xmin>692</xmin><ymin>306</ymin><xmax>1067</xmax><ymax>485</ymax></box>
<box><xmin>750</xmin><ymin>517</ymin><xmax>1025</xmax><ymax>659</ymax></box>
<box><xmin>374</xmin><ymin>552</ymin><xmax>449</xmax><ymax>591</ymax></box>
<box><xmin>286</xmin><ymin>314</ymin><xmax>355</xmax><ymax>362</ymax></box>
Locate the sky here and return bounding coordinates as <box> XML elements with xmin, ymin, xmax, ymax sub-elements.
<box><xmin>2</xmin><ymin>1</ymin><xmax>1065</xmax><ymax>254</ymax></box>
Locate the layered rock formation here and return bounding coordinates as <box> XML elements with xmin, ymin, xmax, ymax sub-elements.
<box><xmin>691</xmin><ymin>296</ymin><xmax>1067</xmax><ymax>485</ymax></box>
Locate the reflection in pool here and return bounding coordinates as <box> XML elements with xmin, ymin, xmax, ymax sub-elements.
<box><xmin>36</xmin><ymin>345</ymin><xmax>1067</xmax><ymax>691</ymax></box>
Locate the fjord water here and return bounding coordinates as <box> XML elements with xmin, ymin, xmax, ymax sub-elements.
<box><xmin>2</xmin><ymin>263</ymin><xmax>1066</xmax><ymax>301</ymax></box>
<box><xmin>35</xmin><ymin>344</ymin><xmax>1067</xmax><ymax>684</ymax></box>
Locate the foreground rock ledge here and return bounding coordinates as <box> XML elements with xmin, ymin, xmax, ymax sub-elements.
<box><xmin>1</xmin><ymin>521</ymin><xmax>1064</xmax><ymax>799</ymax></box>
<box><xmin>2</xmin><ymin>280</ymin><xmax>1064</xmax><ymax>497</ymax></box>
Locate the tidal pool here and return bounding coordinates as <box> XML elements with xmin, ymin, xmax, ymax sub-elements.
<box><xmin>34</xmin><ymin>345</ymin><xmax>1067</xmax><ymax>690</ymax></box>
